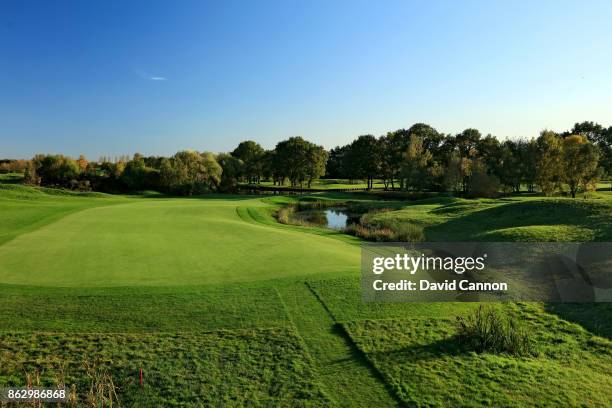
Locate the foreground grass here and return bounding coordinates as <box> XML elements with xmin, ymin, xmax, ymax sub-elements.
<box><xmin>0</xmin><ymin>328</ymin><xmax>330</xmax><ymax>407</ymax></box>
<box><xmin>342</xmin><ymin>303</ymin><xmax>612</xmax><ymax>407</ymax></box>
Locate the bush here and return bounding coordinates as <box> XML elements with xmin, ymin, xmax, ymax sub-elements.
<box><xmin>456</xmin><ymin>305</ymin><xmax>532</xmax><ymax>356</ymax></box>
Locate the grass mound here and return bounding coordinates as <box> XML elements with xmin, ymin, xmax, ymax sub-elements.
<box><xmin>370</xmin><ymin>196</ymin><xmax>612</xmax><ymax>241</ymax></box>
<box><xmin>343</xmin><ymin>304</ymin><xmax>612</xmax><ymax>407</ymax></box>
<box><xmin>0</xmin><ymin>183</ymin><xmax>112</xmax><ymax>199</ymax></box>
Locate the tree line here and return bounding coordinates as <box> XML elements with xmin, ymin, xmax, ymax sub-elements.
<box><xmin>3</xmin><ymin>121</ymin><xmax>609</xmax><ymax>197</ymax></box>
<box><xmin>326</xmin><ymin>121</ymin><xmax>610</xmax><ymax>198</ymax></box>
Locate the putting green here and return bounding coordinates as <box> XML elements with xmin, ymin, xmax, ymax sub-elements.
<box><xmin>0</xmin><ymin>197</ymin><xmax>359</xmax><ymax>287</ymax></box>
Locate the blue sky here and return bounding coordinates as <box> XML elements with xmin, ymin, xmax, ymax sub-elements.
<box><xmin>1</xmin><ymin>0</ymin><xmax>611</xmax><ymax>159</ymax></box>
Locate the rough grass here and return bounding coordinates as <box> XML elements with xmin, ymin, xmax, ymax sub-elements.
<box><xmin>0</xmin><ymin>328</ymin><xmax>331</xmax><ymax>407</ymax></box>
<box><xmin>307</xmin><ymin>276</ymin><xmax>479</xmax><ymax>322</ymax></box>
<box><xmin>343</xmin><ymin>303</ymin><xmax>612</xmax><ymax>407</ymax></box>
<box><xmin>0</xmin><ymin>284</ymin><xmax>290</xmax><ymax>332</ymax></box>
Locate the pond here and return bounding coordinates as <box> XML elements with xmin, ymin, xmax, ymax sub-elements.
<box><xmin>290</xmin><ymin>207</ymin><xmax>360</xmax><ymax>230</ymax></box>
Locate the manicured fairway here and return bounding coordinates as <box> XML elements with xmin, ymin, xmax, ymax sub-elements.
<box><xmin>0</xmin><ymin>196</ymin><xmax>359</xmax><ymax>286</ymax></box>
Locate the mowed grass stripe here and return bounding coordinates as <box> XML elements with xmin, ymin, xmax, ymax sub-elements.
<box><xmin>276</xmin><ymin>281</ymin><xmax>399</xmax><ymax>407</ymax></box>
<box><xmin>0</xmin><ymin>198</ymin><xmax>360</xmax><ymax>286</ymax></box>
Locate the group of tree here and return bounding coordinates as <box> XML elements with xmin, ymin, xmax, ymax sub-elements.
<box><xmin>326</xmin><ymin>121</ymin><xmax>609</xmax><ymax>198</ymax></box>
<box><xmin>0</xmin><ymin>159</ymin><xmax>28</xmax><ymax>174</ymax></box>
<box><xmin>8</xmin><ymin>121</ymin><xmax>609</xmax><ymax>197</ymax></box>
<box><xmin>15</xmin><ymin>136</ymin><xmax>328</xmax><ymax>195</ymax></box>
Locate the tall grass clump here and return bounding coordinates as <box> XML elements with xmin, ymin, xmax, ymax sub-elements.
<box><xmin>343</xmin><ymin>209</ymin><xmax>425</xmax><ymax>242</ymax></box>
<box><xmin>275</xmin><ymin>205</ymin><xmax>295</xmax><ymax>224</ymax></box>
<box><xmin>456</xmin><ymin>305</ymin><xmax>533</xmax><ymax>356</ymax></box>
<box><xmin>275</xmin><ymin>205</ymin><xmax>314</xmax><ymax>227</ymax></box>
<box><xmin>83</xmin><ymin>359</ymin><xmax>121</xmax><ymax>408</ymax></box>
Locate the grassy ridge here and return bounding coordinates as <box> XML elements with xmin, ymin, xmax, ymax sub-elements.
<box><xmin>371</xmin><ymin>194</ymin><xmax>612</xmax><ymax>241</ymax></box>
<box><xmin>0</xmin><ymin>184</ymin><xmax>125</xmax><ymax>246</ymax></box>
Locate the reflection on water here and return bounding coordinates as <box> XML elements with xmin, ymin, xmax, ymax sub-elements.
<box><xmin>325</xmin><ymin>209</ymin><xmax>349</xmax><ymax>229</ymax></box>
<box><xmin>291</xmin><ymin>207</ymin><xmax>356</xmax><ymax>230</ymax></box>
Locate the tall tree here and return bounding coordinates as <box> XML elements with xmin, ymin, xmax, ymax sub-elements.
<box><xmin>30</xmin><ymin>154</ymin><xmax>80</xmax><ymax>187</ymax></box>
<box><xmin>325</xmin><ymin>145</ymin><xmax>349</xmax><ymax>179</ymax></box>
<box><xmin>160</xmin><ymin>150</ymin><xmax>222</xmax><ymax>195</ymax></box>
<box><xmin>305</xmin><ymin>145</ymin><xmax>328</xmax><ymax>188</ymax></box>
<box><xmin>216</xmin><ymin>153</ymin><xmax>243</xmax><ymax>191</ymax></box>
<box><xmin>569</xmin><ymin>121</ymin><xmax>611</xmax><ymax>187</ymax></box>
<box><xmin>535</xmin><ymin>130</ymin><xmax>563</xmax><ymax>196</ymax></box>
<box><xmin>400</xmin><ymin>135</ymin><xmax>432</xmax><ymax>191</ymax></box>
<box><xmin>345</xmin><ymin>135</ymin><xmax>380</xmax><ymax>189</ymax></box>
<box><xmin>273</xmin><ymin>137</ymin><xmax>327</xmax><ymax>187</ymax></box>
<box><xmin>562</xmin><ymin>135</ymin><xmax>601</xmax><ymax>198</ymax></box>
<box><xmin>231</xmin><ymin>140</ymin><xmax>264</xmax><ymax>183</ymax></box>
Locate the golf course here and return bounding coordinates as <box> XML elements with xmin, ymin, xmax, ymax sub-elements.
<box><xmin>0</xmin><ymin>183</ymin><xmax>610</xmax><ymax>407</ymax></box>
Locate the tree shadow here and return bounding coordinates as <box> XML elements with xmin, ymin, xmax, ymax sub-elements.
<box><xmin>545</xmin><ymin>303</ymin><xmax>612</xmax><ymax>340</ymax></box>
<box><xmin>372</xmin><ymin>336</ymin><xmax>473</xmax><ymax>364</ymax></box>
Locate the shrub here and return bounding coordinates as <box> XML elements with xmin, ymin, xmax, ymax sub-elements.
<box><xmin>456</xmin><ymin>305</ymin><xmax>532</xmax><ymax>356</ymax></box>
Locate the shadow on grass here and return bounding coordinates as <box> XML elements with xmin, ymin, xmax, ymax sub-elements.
<box><xmin>425</xmin><ymin>199</ymin><xmax>611</xmax><ymax>241</ymax></box>
<box><xmin>545</xmin><ymin>303</ymin><xmax>612</xmax><ymax>340</ymax></box>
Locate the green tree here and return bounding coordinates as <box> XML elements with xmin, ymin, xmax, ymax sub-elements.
<box><xmin>325</xmin><ymin>145</ymin><xmax>349</xmax><ymax>179</ymax></box>
<box><xmin>160</xmin><ymin>150</ymin><xmax>222</xmax><ymax>195</ymax></box>
<box><xmin>569</xmin><ymin>121</ymin><xmax>611</xmax><ymax>187</ymax></box>
<box><xmin>217</xmin><ymin>153</ymin><xmax>243</xmax><ymax>191</ymax></box>
<box><xmin>345</xmin><ymin>135</ymin><xmax>380</xmax><ymax>189</ymax></box>
<box><xmin>273</xmin><ymin>137</ymin><xmax>327</xmax><ymax>187</ymax></box>
<box><xmin>31</xmin><ymin>154</ymin><xmax>80</xmax><ymax>187</ymax></box>
<box><xmin>305</xmin><ymin>145</ymin><xmax>328</xmax><ymax>188</ymax></box>
<box><xmin>24</xmin><ymin>160</ymin><xmax>39</xmax><ymax>185</ymax></box>
<box><xmin>535</xmin><ymin>130</ymin><xmax>563</xmax><ymax>196</ymax></box>
<box><xmin>400</xmin><ymin>135</ymin><xmax>432</xmax><ymax>191</ymax></box>
<box><xmin>562</xmin><ymin>135</ymin><xmax>601</xmax><ymax>198</ymax></box>
<box><xmin>231</xmin><ymin>141</ymin><xmax>264</xmax><ymax>183</ymax></box>
<box><xmin>120</xmin><ymin>153</ymin><xmax>160</xmax><ymax>191</ymax></box>
<box><xmin>468</xmin><ymin>158</ymin><xmax>501</xmax><ymax>198</ymax></box>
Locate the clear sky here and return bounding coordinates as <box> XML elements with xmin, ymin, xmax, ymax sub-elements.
<box><xmin>1</xmin><ymin>0</ymin><xmax>611</xmax><ymax>159</ymax></box>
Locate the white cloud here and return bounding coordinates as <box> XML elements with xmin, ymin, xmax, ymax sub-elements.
<box><xmin>134</xmin><ymin>69</ymin><xmax>168</xmax><ymax>81</ymax></box>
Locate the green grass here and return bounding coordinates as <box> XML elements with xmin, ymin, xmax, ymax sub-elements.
<box><xmin>0</xmin><ymin>283</ymin><xmax>290</xmax><ymax>332</ymax></box>
<box><xmin>0</xmin><ymin>190</ymin><xmax>359</xmax><ymax>286</ymax></box>
<box><xmin>0</xmin><ymin>185</ymin><xmax>610</xmax><ymax>406</ymax></box>
<box><xmin>370</xmin><ymin>194</ymin><xmax>612</xmax><ymax>241</ymax></box>
<box><xmin>0</xmin><ymin>328</ymin><xmax>331</xmax><ymax>407</ymax></box>
<box><xmin>0</xmin><ymin>172</ymin><xmax>24</xmax><ymax>184</ymax></box>
<box><xmin>342</xmin><ymin>303</ymin><xmax>612</xmax><ymax>407</ymax></box>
